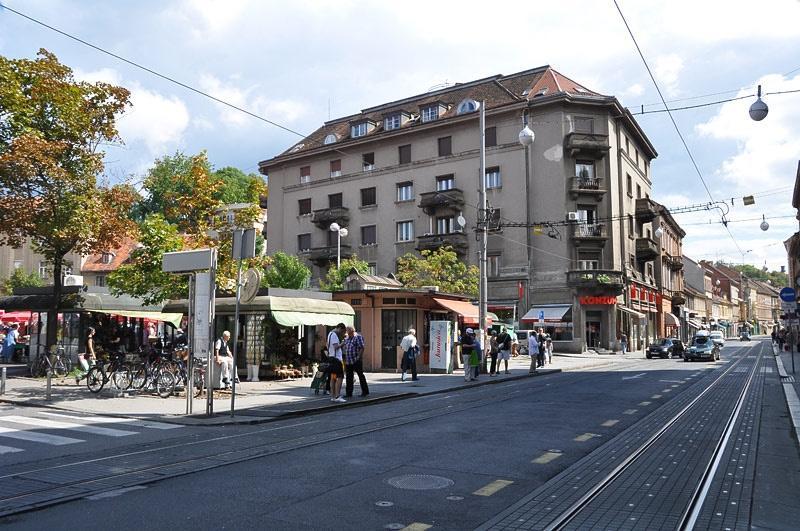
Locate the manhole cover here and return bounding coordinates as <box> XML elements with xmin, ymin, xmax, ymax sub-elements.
<box><xmin>387</xmin><ymin>474</ymin><xmax>454</xmax><ymax>490</ymax></box>
<box><xmin>375</xmin><ymin>501</ymin><xmax>394</xmax><ymax>507</ymax></box>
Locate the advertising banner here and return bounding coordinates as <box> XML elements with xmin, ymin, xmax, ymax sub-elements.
<box><xmin>429</xmin><ymin>320</ymin><xmax>452</xmax><ymax>373</ymax></box>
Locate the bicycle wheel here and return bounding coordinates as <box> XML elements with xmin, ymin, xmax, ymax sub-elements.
<box><xmin>155</xmin><ymin>369</ymin><xmax>176</xmax><ymax>398</ymax></box>
<box><xmin>192</xmin><ymin>367</ymin><xmax>205</xmax><ymax>398</ymax></box>
<box><xmin>129</xmin><ymin>364</ymin><xmax>147</xmax><ymax>391</ymax></box>
<box><xmin>86</xmin><ymin>366</ymin><xmax>106</xmax><ymax>394</ymax></box>
<box><xmin>29</xmin><ymin>357</ymin><xmax>42</xmax><ymax>378</ymax></box>
<box><xmin>53</xmin><ymin>357</ymin><xmax>69</xmax><ymax>377</ymax></box>
<box><xmin>110</xmin><ymin>365</ymin><xmax>132</xmax><ymax>391</ymax></box>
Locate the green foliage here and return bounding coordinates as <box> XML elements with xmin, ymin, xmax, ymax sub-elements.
<box><xmin>133</xmin><ymin>152</ymin><xmax>208</xmax><ymax>223</ymax></box>
<box><xmin>1</xmin><ymin>268</ymin><xmax>43</xmax><ymax>295</ymax></box>
<box><xmin>396</xmin><ymin>246</ymin><xmax>479</xmax><ymax>296</ymax></box>
<box><xmin>262</xmin><ymin>252</ymin><xmax>310</xmax><ymax>289</ymax></box>
<box><xmin>320</xmin><ymin>256</ymin><xmax>370</xmax><ymax>292</ymax></box>
<box><xmin>214</xmin><ymin>166</ymin><xmax>267</xmax><ymax>205</ymax></box>
<box><xmin>723</xmin><ymin>263</ymin><xmax>789</xmax><ymax>288</ymax></box>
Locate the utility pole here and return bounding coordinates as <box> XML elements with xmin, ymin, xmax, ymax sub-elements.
<box><xmin>478</xmin><ymin>101</ymin><xmax>488</xmax><ymax>352</ymax></box>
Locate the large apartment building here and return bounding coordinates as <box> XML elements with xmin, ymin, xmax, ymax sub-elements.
<box><xmin>259</xmin><ymin>66</ymin><xmax>659</xmax><ymax>353</ymax></box>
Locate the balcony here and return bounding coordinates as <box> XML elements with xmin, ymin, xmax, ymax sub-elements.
<box><xmin>567</xmin><ymin>269</ymin><xmax>624</xmax><ymax>294</ymax></box>
<box><xmin>307</xmin><ymin>244</ymin><xmax>352</xmax><ymax>265</ymax></box>
<box><xmin>564</xmin><ymin>132</ymin><xmax>610</xmax><ymax>159</ymax></box>
<box><xmin>636</xmin><ymin>236</ymin><xmax>659</xmax><ymax>261</ymax></box>
<box><xmin>416</xmin><ymin>232</ymin><xmax>468</xmax><ymax>254</ymax></box>
<box><xmin>311</xmin><ymin>206</ymin><xmax>350</xmax><ymax>229</ymax></box>
<box><xmin>664</xmin><ymin>254</ymin><xmax>684</xmax><ymax>270</ymax></box>
<box><xmin>569</xmin><ymin>176</ymin><xmax>607</xmax><ymax>200</ymax></box>
<box><xmin>571</xmin><ymin>223</ymin><xmax>608</xmax><ymax>242</ymax></box>
<box><xmin>418</xmin><ymin>188</ymin><xmax>465</xmax><ymax>215</ymax></box>
<box><xmin>635</xmin><ymin>198</ymin><xmax>657</xmax><ymax>223</ymax></box>
<box><xmin>664</xmin><ymin>289</ymin><xmax>686</xmax><ymax>306</ymax></box>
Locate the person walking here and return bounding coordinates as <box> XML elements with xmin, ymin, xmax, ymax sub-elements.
<box><xmin>488</xmin><ymin>331</ymin><xmax>499</xmax><ymax>376</ymax></box>
<box><xmin>327</xmin><ymin>323</ymin><xmax>346</xmax><ymax>402</ymax></box>
<box><xmin>496</xmin><ymin>327</ymin><xmax>512</xmax><ymax>375</ymax></box>
<box><xmin>399</xmin><ymin>328</ymin><xmax>419</xmax><ymax>382</ymax></box>
<box><xmin>545</xmin><ymin>333</ymin><xmax>553</xmax><ymax>365</ymax></box>
<box><xmin>343</xmin><ymin>325</ymin><xmax>369</xmax><ymax>398</ymax></box>
<box><xmin>620</xmin><ymin>333</ymin><xmax>628</xmax><ymax>354</ymax></box>
<box><xmin>536</xmin><ymin>328</ymin><xmax>546</xmax><ymax>368</ymax></box>
<box><xmin>76</xmin><ymin>326</ymin><xmax>97</xmax><ymax>384</ymax></box>
<box><xmin>528</xmin><ymin>332</ymin><xmax>539</xmax><ymax>373</ymax></box>
<box><xmin>1</xmin><ymin>323</ymin><xmax>18</xmax><ymax>363</ymax></box>
<box><xmin>461</xmin><ymin>328</ymin><xmax>476</xmax><ymax>381</ymax></box>
<box><xmin>214</xmin><ymin>331</ymin><xmax>237</xmax><ymax>389</ymax></box>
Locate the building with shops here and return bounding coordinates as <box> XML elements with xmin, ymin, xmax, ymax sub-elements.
<box><xmin>653</xmin><ymin>202</ymin><xmax>685</xmax><ymax>339</ymax></box>
<box><xmin>259</xmin><ymin>66</ymin><xmax>659</xmax><ymax>353</ymax></box>
<box><xmin>683</xmin><ymin>256</ymin><xmax>710</xmax><ymax>336</ymax></box>
<box><xmin>701</xmin><ymin>262</ymin><xmax>741</xmax><ymax>337</ymax></box>
<box><xmin>752</xmin><ymin>279</ymin><xmax>780</xmax><ymax>333</ymax></box>
<box><xmin>786</xmin><ymin>161</ymin><xmax>800</xmax><ymax>294</ymax></box>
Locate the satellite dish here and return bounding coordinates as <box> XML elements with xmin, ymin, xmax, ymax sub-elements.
<box><xmin>457</xmin><ymin>215</ymin><xmax>466</xmax><ymax>229</ymax></box>
<box><xmin>241</xmin><ymin>268</ymin><xmax>262</xmax><ymax>303</ymax></box>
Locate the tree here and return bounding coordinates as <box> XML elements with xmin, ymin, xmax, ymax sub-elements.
<box><xmin>396</xmin><ymin>246</ymin><xmax>479</xmax><ymax>296</ymax></box>
<box><xmin>320</xmin><ymin>256</ymin><xmax>370</xmax><ymax>292</ymax></box>
<box><xmin>723</xmin><ymin>263</ymin><xmax>789</xmax><ymax>288</ymax></box>
<box><xmin>262</xmin><ymin>252</ymin><xmax>310</xmax><ymax>289</ymax></box>
<box><xmin>0</xmin><ymin>49</ymin><xmax>136</xmax><ymax>349</ymax></box>
<box><xmin>214</xmin><ymin>166</ymin><xmax>267</xmax><ymax>206</ymax></box>
<box><xmin>1</xmin><ymin>268</ymin><xmax>43</xmax><ymax>295</ymax></box>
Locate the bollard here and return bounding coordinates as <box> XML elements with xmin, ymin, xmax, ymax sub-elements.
<box><xmin>1</xmin><ymin>367</ymin><xmax>5</xmax><ymax>395</ymax></box>
<box><xmin>46</xmin><ymin>369</ymin><xmax>52</xmax><ymax>401</ymax></box>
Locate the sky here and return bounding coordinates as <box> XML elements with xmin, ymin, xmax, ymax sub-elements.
<box><xmin>1</xmin><ymin>0</ymin><xmax>799</xmax><ymax>274</ymax></box>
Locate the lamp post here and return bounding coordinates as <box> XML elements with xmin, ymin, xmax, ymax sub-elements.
<box><xmin>329</xmin><ymin>222</ymin><xmax>348</xmax><ymax>269</ymax></box>
<box><xmin>519</xmin><ymin>117</ymin><xmax>535</xmax><ymax>317</ymax></box>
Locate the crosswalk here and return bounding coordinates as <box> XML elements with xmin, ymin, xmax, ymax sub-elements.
<box><xmin>0</xmin><ymin>412</ymin><xmax>182</xmax><ymax>455</ymax></box>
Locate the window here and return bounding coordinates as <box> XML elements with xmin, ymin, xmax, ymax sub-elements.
<box><xmin>95</xmin><ymin>275</ymin><xmax>106</xmax><ymax>287</ymax></box>
<box><xmin>635</xmin><ymin>149</ymin><xmax>639</xmax><ymax>166</ymax></box>
<box><xmin>438</xmin><ymin>136</ymin><xmax>452</xmax><ymax>157</ymax></box>
<box><xmin>351</xmin><ymin>122</ymin><xmax>368</xmax><ymax>138</ymax></box>
<box><xmin>437</xmin><ymin>216</ymin><xmax>455</xmax><ymax>234</ymax></box>
<box><xmin>576</xmin><ymin>205</ymin><xmax>597</xmax><ymax>224</ymax></box>
<box><xmin>328</xmin><ymin>193</ymin><xmax>342</xmax><ymax>208</ymax></box>
<box><xmin>300</xmin><ymin>166</ymin><xmax>311</xmax><ymax>184</ymax></box>
<box><xmin>385</xmin><ymin>114</ymin><xmax>401</xmax><ymax>131</ymax></box>
<box><xmin>396</xmin><ymin>221</ymin><xmax>414</xmax><ymax>242</ymax></box>
<box><xmin>360</xmin><ymin>187</ymin><xmax>376</xmax><ymax>207</ymax></box>
<box><xmin>645</xmin><ymin>161</ymin><xmax>649</xmax><ymax>177</ymax></box>
<box><xmin>367</xmin><ymin>263</ymin><xmax>377</xmax><ymax>276</ymax></box>
<box><xmin>488</xmin><ymin>255</ymin><xmax>500</xmax><ymax>278</ymax></box>
<box><xmin>421</xmin><ymin>105</ymin><xmax>439</xmax><ymax>122</ymax></box>
<box><xmin>100</xmin><ymin>252</ymin><xmax>113</xmax><ymax>264</ymax></box>
<box><xmin>298</xmin><ymin>198</ymin><xmax>311</xmax><ymax>216</ymax></box>
<box><xmin>38</xmin><ymin>261</ymin><xmax>49</xmax><ymax>279</ymax></box>
<box><xmin>436</xmin><ymin>174</ymin><xmax>455</xmax><ymax>191</ymax></box>
<box><xmin>323</xmin><ymin>133</ymin><xmax>337</xmax><ymax>145</ymax></box>
<box><xmin>628</xmin><ymin>215</ymin><xmax>634</xmax><ymax>238</ymax></box>
<box><xmin>398</xmin><ymin>144</ymin><xmax>411</xmax><ymax>164</ymax></box>
<box><xmin>362</xmin><ymin>152</ymin><xmax>374</xmax><ymax>171</ymax></box>
<box><xmin>457</xmin><ymin>99</ymin><xmax>479</xmax><ymax>114</ymax></box>
<box><xmin>485</xmin><ymin>126</ymin><xmax>497</xmax><ymax>147</ymax></box>
<box><xmin>575</xmin><ymin>160</ymin><xmax>595</xmax><ymax>180</ymax></box>
<box><xmin>574</xmin><ymin>116</ymin><xmax>594</xmax><ymax>133</ymax></box>
<box><xmin>636</xmin><ymin>184</ymin><xmax>641</xmax><ymax>199</ymax></box>
<box><xmin>625</xmin><ymin>136</ymin><xmax>630</xmax><ymax>154</ymax></box>
<box><xmin>361</xmin><ymin>225</ymin><xmax>377</xmax><ymax>245</ymax></box>
<box><xmin>485</xmin><ymin>167</ymin><xmax>501</xmax><ymax>189</ymax></box>
<box><xmin>13</xmin><ymin>260</ymin><xmax>22</xmax><ymax>269</ymax></box>
<box><xmin>329</xmin><ymin>159</ymin><xmax>341</xmax><ymax>178</ymax></box>
<box><xmin>626</xmin><ymin>174</ymin><xmax>632</xmax><ymax>197</ymax></box>
<box><xmin>397</xmin><ymin>182</ymin><xmax>413</xmax><ymax>202</ymax></box>
<box><xmin>297</xmin><ymin>233</ymin><xmax>311</xmax><ymax>252</ymax></box>
<box><xmin>629</xmin><ymin>254</ymin><xmax>636</xmax><ymax>268</ymax></box>
<box><xmin>646</xmin><ymin>263</ymin><xmax>654</xmax><ymax>277</ymax></box>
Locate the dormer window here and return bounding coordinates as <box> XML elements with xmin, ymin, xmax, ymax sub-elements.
<box><xmin>421</xmin><ymin>105</ymin><xmax>439</xmax><ymax>122</ymax></box>
<box><xmin>323</xmin><ymin>133</ymin><xmax>337</xmax><ymax>145</ymax></box>
<box><xmin>351</xmin><ymin>122</ymin><xmax>368</xmax><ymax>138</ymax></box>
<box><xmin>384</xmin><ymin>112</ymin><xmax>410</xmax><ymax>131</ymax></box>
<box><xmin>289</xmin><ymin>143</ymin><xmax>304</xmax><ymax>153</ymax></box>
<box><xmin>456</xmin><ymin>99</ymin><xmax>479</xmax><ymax>115</ymax></box>
<box><xmin>101</xmin><ymin>252</ymin><xmax>114</xmax><ymax>264</ymax></box>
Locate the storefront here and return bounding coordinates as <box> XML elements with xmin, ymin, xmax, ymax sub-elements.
<box><xmin>520</xmin><ymin>303</ymin><xmax>574</xmax><ymax>346</ymax></box>
<box><xmin>629</xmin><ymin>282</ymin><xmax>659</xmax><ymax>348</ymax></box>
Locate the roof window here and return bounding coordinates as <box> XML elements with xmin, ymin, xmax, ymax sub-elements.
<box><xmin>323</xmin><ymin>134</ymin><xmax>337</xmax><ymax>145</ymax></box>
<box><xmin>289</xmin><ymin>143</ymin><xmax>304</xmax><ymax>153</ymax></box>
<box><xmin>456</xmin><ymin>99</ymin><xmax>480</xmax><ymax>115</ymax></box>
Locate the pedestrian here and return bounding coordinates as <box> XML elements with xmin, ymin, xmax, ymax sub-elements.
<box><xmin>771</xmin><ymin>329</ymin><xmax>777</xmax><ymax>346</ymax></box>
<box><xmin>2</xmin><ymin>323</ymin><xmax>18</xmax><ymax>363</ymax></box>
<box><xmin>545</xmin><ymin>333</ymin><xmax>553</xmax><ymax>364</ymax></box>
<box><xmin>496</xmin><ymin>326</ymin><xmax>512</xmax><ymax>375</ymax></box>
<box><xmin>536</xmin><ymin>328</ymin><xmax>546</xmax><ymax>368</ymax></box>
<box><xmin>214</xmin><ymin>330</ymin><xmax>236</xmax><ymax>389</ymax></box>
<box><xmin>471</xmin><ymin>331</ymin><xmax>482</xmax><ymax>380</ymax></box>
<box><xmin>327</xmin><ymin>323</ymin><xmax>347</xmax><ymax>402</ymax></box>
<box><xmin>488</xmin><ymin>330</ymin><xmax>499</xmax><ymax>376</ymax></box>
<box><xmin>528</xmin><ymin>331</ymin><xmax>539</xmax><ymax>373</ymax></box>
<box><xmin>620</xmin><ymin>333</ymin><xmax>628</xmax><ymax>354</ymax></box>
<box><xmin>76</xmin><ymin>326</ymin><xmax>97</xmax><ymax>384</ymax></box>
<box><xmin>400</xmin><ymin>328</ymin><xmax>419</xmax><ymax>382</ymax></box>
<box><xmin>343</xmin><ymin>325</ymin><xmax>369</xmax><ymax>398</ymax></box>
<box><xmin>461</xmin><ymin>328</ymin><xmax>476</xmax><ymax>381</ymax></box>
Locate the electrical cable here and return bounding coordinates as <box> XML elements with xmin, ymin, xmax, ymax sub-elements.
<box><xmin>629</xmin><ymin>89</ymin><xmax>800</xmax><ymax>116</ymax></box>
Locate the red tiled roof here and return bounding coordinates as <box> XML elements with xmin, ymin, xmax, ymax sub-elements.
<box><xmin>80</xmin><ymin>237</ymin><xmax>137</xmax><ymax>273</ymax></box>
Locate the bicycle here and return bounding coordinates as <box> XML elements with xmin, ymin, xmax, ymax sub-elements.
<box><xmin>28</xmin><ymin>346</ymin><xmax>73</xmax><ymax>378</ymax></box>
<box><xmin>128</xmin><ymin>348</ymin><xmax>176</xmax><ymax>399</ymax></box>
<box><xmin>85</xmin><ymin>351</ymin><xmax>132</xmax><ymax>394</ymax></box>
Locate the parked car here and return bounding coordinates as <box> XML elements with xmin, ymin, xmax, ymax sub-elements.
<box><xmin>739</xmin><ymin>331</ymin><xmax>751</xmax><ymax>341</ymax></box>
<box><xmin>684</xmin><ymin>334</ymin><xmax>720</xmax><ymax>362</ymax></box>
<box><xmin>709</xmin><ymin>330</ymin><xmax>725</xmax><ymax>347</ymax></box>
<box><xmin>646</xmin><ymin>338</ymin><xmax>685</xmax><ymax>359</ymax></box>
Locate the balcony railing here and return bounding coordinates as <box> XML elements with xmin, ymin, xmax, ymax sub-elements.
<box><xmin>564</xmin><ymin>132</ymin><xmax>610</xmax><ymax>158</ymax></box>
<box><xmin>416</xmin><ymin>232</ymin><xmax>468</xmax><ymax>253</ymax></box>
<box><xmin>571</xmin><ymin>223</ymin><xmax>608</xmax><ymax>240</ymax></box>
<box><xmin>311</xmin><ymin>206</ymin><xmax>350</xmax><ymax>229</ymax></box>
<box><xmin>307</xmin><ymin>244</ymin><xmax>352</xmax><ymax>264</ymax></box>
<box><xmin>418</xmin><ymin>188</ymin><xmax>465</xmax><ymax>215</ymax></box>
<box><xmin>636</xmin><ymin>236</ymin><xmax>659</xmax><ymax>261</ymax></box>
<box><xmin>566</xmin><ymin>269</ymin><xmax>624</xmax><ymax>293</ymax></box>
<box><xmin>663</xmin><ymin>289</ymin><xmax>686</xmax><ymax>305</ymax></box>
<box><xmin>569</xmin><ymin>176</ymin><xmax>607</xmax><ymax>200</ymax></box>
<box><xmin>635</xmin><ymin>198</ymin><xmax>657</xmax><ymax>223</ymax></box>
<box><xmin>664</xmin><ymin>254</ymin><xmax>684</xmax><ymax>270</ymax></box>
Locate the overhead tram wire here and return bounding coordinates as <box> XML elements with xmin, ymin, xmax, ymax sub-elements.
<box><xmin>611</xmin><ymin>0</ymin><xmax>745</xmax><ymax>258</ymax></box>
<box><xmin>629</xmin><ymin>89</ymin><xmax>800</xmax><ymax>116</ymax></box>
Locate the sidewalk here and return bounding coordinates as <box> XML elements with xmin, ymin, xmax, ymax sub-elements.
<box><xmin>773</xmin><ymin>343</ymin><xmax>800</xmax><ymax>442</ymax></box>
<box><xmin>0</xmin><ymin>353</ymin><xmax>623</xmax><ymax>425</ymax></box>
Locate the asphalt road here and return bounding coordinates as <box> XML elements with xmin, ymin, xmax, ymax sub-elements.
<box><xmin>0</xmin><ymin>339</ymin><xmax>797</xmax><ymax>530</ymax></box>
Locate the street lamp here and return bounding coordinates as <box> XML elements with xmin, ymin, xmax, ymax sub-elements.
<box><xmin>329</xmin><ymin>222</ymin><xmax>348</xmax><ymax>268</ymax></box>
<box><xmin>749</xmin><ymin>85</ymin><xmax>769</xmax><ymax>121</ymax></box>
<box><xmin>760</xmin><ymin>214</ymin><xmax>770</xmax><ymax>231</ymax></box>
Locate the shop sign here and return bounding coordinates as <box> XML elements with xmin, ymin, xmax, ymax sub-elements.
<box><xmin>579</xmin><ymin>296</ymin><xmax>617</xmax><ymax>305</ymax></box>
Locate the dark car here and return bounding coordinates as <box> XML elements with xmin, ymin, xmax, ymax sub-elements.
<box><xmin>646</xmin><ymin>338</ymin><xmax>685</xmax><ymax>359</ymax></box>
<box><xmin>684</xmin><ymin>335</ymin><xmax>720</xmax><ymax>362</ymax></box>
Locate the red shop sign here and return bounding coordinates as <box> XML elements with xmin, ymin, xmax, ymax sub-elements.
<box><xmin>580</xmin><ymin>296</ymin><xmax>617</xmax><ymax>305</ymax></box>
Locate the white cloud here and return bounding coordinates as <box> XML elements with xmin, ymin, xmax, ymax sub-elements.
<box><xmin>622</xmin><ymin>83</ymin><xmax>645</xmax><ymax>98</ymax></box>
<box><xmin>73</xmin><ymin>67</ymin><xmax>123</xmax><ymax>85</ymax></box>
<box><xmin>119</xmin><ymin>83</ymin><xmax>190</xmax><ymax>155</ymax></box>
<box><xmin>199</xmin><ymin>74</ymin><xmax>308</xmax><ymax>128</ymax></box>
<box><xmin>653</xmin><ymin>54</ymin><xmax>684</xmax><ymax>97</ymax></box>
<box><xmin>168</xmin><ymin>0</ymin><xmax>252</xmax><ymax>36</ymax></box>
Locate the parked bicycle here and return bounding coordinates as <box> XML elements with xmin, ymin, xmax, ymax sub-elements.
<box><xmin>128</xmin><ymin>347</ymin><xmax>176</xmax><ymax>399</ymax></box>
<box><xmin>28</xmin><ymin>346</ymin><xmax>72</xmax><ymax>378</ymax></box>
<box><xmin>85</xmin><ymin>351</ymin><xmax>132</xmax><ymax>394</ymax></box>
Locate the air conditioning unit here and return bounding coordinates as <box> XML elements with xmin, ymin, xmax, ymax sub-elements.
<box><xmin>422</xmin><ymin>285</ymin><xmax>440</xmax><ymax>292</ymax></box>
<box><xmin>63</xmin><ymin>275</ymin><xmax>84</xmax><ymax>286</ymax></box>
<box><xmin>567</xmin><ymin>212</ymin><xmax>579</xmax><ymax>221</ymax></box>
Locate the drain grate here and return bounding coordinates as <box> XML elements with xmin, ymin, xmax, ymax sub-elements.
<box><xmin>387</xmin><ymin>474</ymin><xmax>454</xmax><ymax>490</ymax></box>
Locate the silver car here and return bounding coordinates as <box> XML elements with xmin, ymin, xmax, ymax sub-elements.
<box><xmin>709</xmin><ymin>330</ymin><xmax>725</xmax><ymax>347</ymax></box>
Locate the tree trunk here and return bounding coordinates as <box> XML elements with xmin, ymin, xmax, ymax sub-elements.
<box><xmin>46</xmin><ymin>257</ymin><xmax>63</xmax><ymax>354</ymax></box>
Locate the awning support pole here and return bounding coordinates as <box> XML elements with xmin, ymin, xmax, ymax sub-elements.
<box><xmin>231</xmin><ymin>251</ymin><xmax>243</xmax><ymax>418</ymax></box>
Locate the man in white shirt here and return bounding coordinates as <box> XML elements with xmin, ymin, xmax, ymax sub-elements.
<box><xmin>214</xmin><ymin>331</ymin><xmax>235</xmax><ymax>389</ymax></box>
<box><xmin>399</xmin><ymin>328</ymin><xmax>418</xmax><ymax>382</ymax></box>
<box><xmin>327</xmin><ymin>323</ymin><xmax>346</xmax><ymax>402</ymax></box>
<box><xmin>528</xmin><ymin>332</ymin><xmax>539</xmax><ymax>374</ymax></box>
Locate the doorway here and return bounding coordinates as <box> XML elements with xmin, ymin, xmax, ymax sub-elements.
<box><xmin>585</xmin><ymin>310</ymin><xmax>602</xmax><ymax>349</ymax></box>
<box><xmin>381</xmin><ymin>309</ymin><xmax>416</xmax><ymax>369</ymax></box>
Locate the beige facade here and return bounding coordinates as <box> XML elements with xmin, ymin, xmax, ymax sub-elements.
<box><xmin>260</xmin><ymin>67</ymin><xmax>658</xmax><ymax>354</ymax></box>
<box><xmin>0</xmin><ymin>240</ymin><xmax>85</xmax><ymax>287</ymax></box>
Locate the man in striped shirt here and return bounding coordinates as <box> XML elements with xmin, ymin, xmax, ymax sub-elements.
<box><xmin>344</xmin><ymin>326</ymin><xmax>369</xmax><ymax>398</ymax></box>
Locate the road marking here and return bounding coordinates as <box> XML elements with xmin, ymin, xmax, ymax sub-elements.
<box><xmin>623</xmin><ymin>409</ymin><xmax>637</xmax><ymax>415</ymax></box>
<box><xmin>638</xmin><ymin>401</ymin><xmax>651</xmax><ymax>406</ymax></box>
<box><xmin>601</xmin><ymin>419</ymin><xmax>619</xmax><ymax>427</ymax></box>
<box><xmin>532</xmin><ymin>451</ymin><xmax>564</xmax><ymax>464</ymax></box>
<box><xmin>651</xmin><ymin>394</ymin><xmax>662</xmax><ymax>399</ymax></box>
<box><xmin>2</xmin><ymin>416</ymin><xmax>137</xmax><ymax>437</ymax></box>
<box><xmin>0</xmin><ymin>426</ymin><xmax>83</xmax><ymax>445</ymax></box>
<box><xmin>473</xmin><ymin>479</ymin><xmax>514</xmax><ymax>496</ymax></box>
<box><xmin>574</xmin><ymin>433</ymin><xmax>600</xmax><ymax>442</ymax></box>
<box><xmin>659</xmin><ymin>379</ymin><xmax>684</xmax><ymax>384</ymax></box>
<box><xmin>401</xmin><ymin>524</ymin><xmax>432</xmax><ymax>531</ymax></box>
<box><xmin>662</xmin><ymin>389</ymin><xmax>672</xmax><ymax>393</ymax></box>
<box><xmin>41</xmin><ymin>412</ymin><xmax>182</xmax><ymax>430</ymax></box>
<box><xmin>85</xmin><ymin>485</ymin><xmax>147</xmax><ymax>500</ymax></box>
<box><xmin>0</xmin><ymin>445</ymin><xmax>23</xmax><ymax>454</ymax></box>
<box><xmin>622</xmin><ymin>373</ymin><xmax>647</xmax><ymax>380</ymax></box>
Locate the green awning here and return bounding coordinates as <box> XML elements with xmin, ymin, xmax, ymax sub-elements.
<box><xmin>272</xmin><ymin>311</ymin><xmax>353</xmax><ymax>327</ymax></box>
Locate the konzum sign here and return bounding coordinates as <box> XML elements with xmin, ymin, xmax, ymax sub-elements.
<box><xmin>579</xmin><ymin>296</ymin><xmax>617</xmax><ymax>305</ymax></box>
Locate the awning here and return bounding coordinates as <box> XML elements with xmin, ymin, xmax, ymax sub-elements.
<box><xmin>433</xmin><ymin>298</ymin><xmax>480</xmax><ymax>325</ymax></box>
<box><xmin>487</xmin><ymin>312</ymin><xmax>500</xmax><ymax>322</ymax></box>
<box><xmin>687</xmin><ymin>319</ymin><xmax>705</xmax><ymax>329</ymax></box>
<box><xmin>0</xmin><ymin>311</ymin><xmax>33</xmax><ymax>323</ymax></box>
<box><xmin>521</xmin><ymin>305</ymin><xmax>571</xmax><ymax>323</ymax></box>
<box><xmin>618</xmin><ymin>306</ymin><xmax>646</xmax><ymax>319</ymax></box>
<box><xmin>663</xmin><ymin>312</ymin><xmax>680</xmax><ymax>327</ymax></box>
<box><xmin>88</xmin><ymin>309</ymin><xmax>183</xmax><ymax>328</ymax></box>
